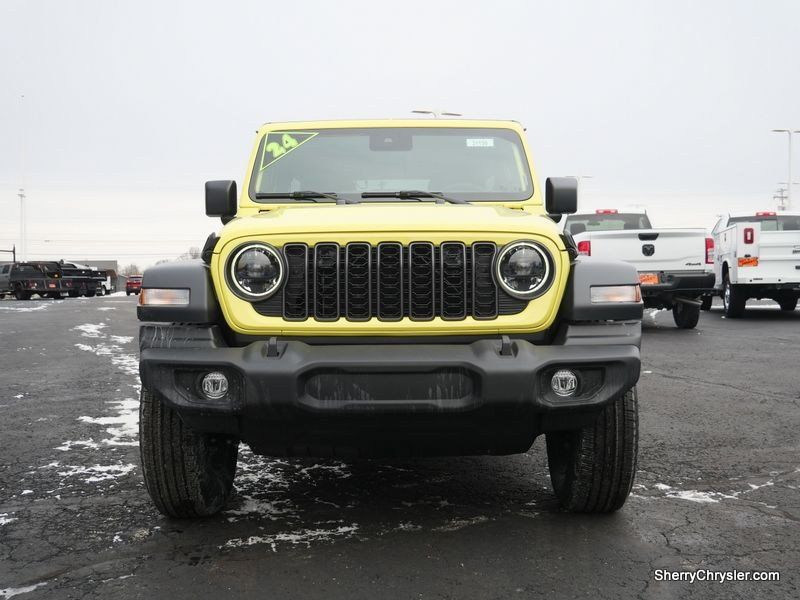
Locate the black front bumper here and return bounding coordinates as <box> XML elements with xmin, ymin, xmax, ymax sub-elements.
<box><xmin>139</xmin><ymin>324</ymin><xmax>641</xmax><ymax>457</ymax></box>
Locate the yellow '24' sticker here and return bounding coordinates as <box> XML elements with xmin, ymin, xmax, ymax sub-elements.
<box><xmin>260</xmin><ymin>131</ymin><xmax>318</xmax><ymax>170</ymax></box>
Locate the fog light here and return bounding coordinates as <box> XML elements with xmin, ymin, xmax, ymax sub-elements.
<box><xmin>200</xmin><ymin>371</ymin><xmax>229</xmax><ymax>400</ymax></box>
<box><xmin>551</xmin><ymin>369</ymin><xmax>578</xmax><ymax>397</ymax></box>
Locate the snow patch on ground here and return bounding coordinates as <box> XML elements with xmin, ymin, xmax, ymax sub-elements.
<box><xmin>0</xmin><ymin>513</ymin><xmax>16</xmax><ymax>526</ymax></box>
<box><xmin>433</xmin><ymin>515</ymin><xmax>490</xmax><ymax>532</ymax></box>
<box><xmin>96</xmin><ymin>307</ymin><xmax>117</xmax><ymax>311</ymax></box>
<box><xmin>72</xmin><ymin>323</ymin><xmax>107</xmax><ymax>338</ymax></box>
<box><xmin>55</xmin><ymin>439</ymin><xmax>100</xmax><ymax>451</ymax></box>
<box><xmin>666</xmin><ymin>489</ymin><xmax>722</xmax><ymax>504</ymax></box>
<box><xmin>74</xmin><ymin>339</ymin><xmax>139</xmax><ymax>378</ymax></box>
<box><xmin>110</xmin><ymin>352</ymin><xmax>139</xmax><ymax>377</ymax></box>
<box><xmin>55</xmin><ymin>462</ymin><xmax>136</xmax><ymax>483</ymax></box>
<box><xmin>0</xmin><ymin>582</ymin><xmax>48</xmax><ymax>598</ymax></box>
<box><xmin>0</xmin><ymin>303</ymin><xmax>51</xmax><ymax>313</ymax></box>
<box><xmin>52</xmin><ymin>322</ymin><xmax>141</xmax><ymax>483</ymax></box>
<box><xmin>78</xmin><ymin>398</ymin><xmax>139</xmax><ymax>446</ymax></box>
<box><xmin>644</xmin><ymin>473</ymin><xmax>788</xmax><ymax>506</ymax></box>
<box><xmin>222</xmin><ymin>524</ymin><xmax>359</xmax><ymax>551</ymax></box>
<box><xmin>225</xmin><ymin>497</ymin><xmax>295</xmax><ymax>521</ymax></box>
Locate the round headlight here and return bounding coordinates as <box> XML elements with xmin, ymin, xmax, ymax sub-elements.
<box><xmin>228</xmin><ymin>243</ymin><xmax>284</xmax><ymax>300</ymax></box>
<box><xmin>495</xmin><ymin>241</ymin><xmax>552</xmax><ymax>299</ymax></box>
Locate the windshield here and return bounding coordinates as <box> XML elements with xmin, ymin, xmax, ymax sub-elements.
<box><xmin>564</xmin><ymin>213</ymin><xmax>652</xmax><ymax>235</ymax></box>
<box><xmin>728</xmin><ymin>215</ymin><xmax>800</xmax><ymax>231</ymax></box>
<box><xmin>249</xmin><ymin>127</ymin><xmax>533</xmax><ymax>202</ymax></box>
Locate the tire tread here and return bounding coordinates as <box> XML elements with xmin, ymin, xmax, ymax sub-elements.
<box><xmin>546</xmin><ymin>387</ymin><xmax>639</xmax><ymax>513</ymax></box>
<box><xmin>139</xmin><ymin>387</ymin><xmax>238</xmax><ymax>518</ymax></box>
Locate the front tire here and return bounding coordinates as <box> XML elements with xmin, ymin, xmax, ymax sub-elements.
<box><xmin>778</xmin><ymin>293</ymin><xmax>798</xmax><ymax>312</ymax></box>
<box><xmin>722</xmin><ymin>274</ymin><xmax>746</xmax><ymax>318</ymax></box>
<box><xmin>700</xmin><ymin>295</ymin><xmax>713</xmax><ymax>311</ymax></box>
<box><xmin>139</xmin><ymin>387</ymin><xmax>239</xmax><ymax>518</ymax></box>
<box><xmin>14</xmin><ymin>289</ymin><xmax>31</xmax><ymax>301</ymax></box>
<box><xmin>546</xmin><ymin>387</ymin><xmax>639</xmax><ymax>513</ymax></box>
<box><xmin>672</xmin><ymin>301</ymin><xmax>700</xmax><ymax>329</ymax></box>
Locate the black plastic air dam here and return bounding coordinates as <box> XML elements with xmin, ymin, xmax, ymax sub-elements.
<box><xmin>140</xmin><ymin>338</ymin><xmax>640</xmax><ymax>456</ymax></box>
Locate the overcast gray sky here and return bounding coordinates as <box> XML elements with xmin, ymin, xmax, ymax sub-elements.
<box><xmin>2</xmin><ymin>0</ymin><xmax>799</xmax><ymax>268</ymax></box>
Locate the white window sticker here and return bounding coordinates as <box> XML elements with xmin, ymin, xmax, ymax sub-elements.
<box><xmin>466</xmin><ymin>138</ymin><xmax>494</xmax><ymax>148</ymax></box>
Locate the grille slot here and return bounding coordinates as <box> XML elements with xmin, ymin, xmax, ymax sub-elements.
<box><xmin>472</xmin><ymin>243</ymin><xmax>498</xmax><ymax>319</ymax></box>
<box><xmin>345</xmin><ymin>243</ymin><xmax>372</xmax><ymax>320</ymax></box>
<box><xmin>377</xmin><ymin>242</ymin><xmax>404</xmax><ymax>320</ymax></box>
<box><xmin>408</xmin><ymin>242</ymin><xmax>435</xmax><ymax>320</ymax></box>
<box><xmin>440</xmin><ymin>242</ymin><xmax>467</xmax><ymax>320</ymax></box>
<box><xmin>282</xmin><ymin>244</ymin><xmax>308</xmax><ymax>320</ymax></box>
<box><xmin>314</xmin><ymin>243</ymin><xmax>339</xmax><ymax>321</ymax></box>
<box><xmin>251</xmin><ymin>241</ymin><xmax>528</xmax><ymax>320</ymax></box>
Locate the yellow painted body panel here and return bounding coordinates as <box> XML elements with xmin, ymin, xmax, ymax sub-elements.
<box><xmin>212</xmin><ymin>119</ymin><xmax>569</xmax><ymax>336</ymax></box>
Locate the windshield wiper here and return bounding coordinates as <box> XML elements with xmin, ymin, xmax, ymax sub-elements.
<box><xmin>360</xmin><ymin>190</ymin><xmax>469</xmax><ymax>205</ymax></box>
<box><xmin>255</xmin><ymin>191</ymin><xmax>359</xmax><ymax>205</ymax></box>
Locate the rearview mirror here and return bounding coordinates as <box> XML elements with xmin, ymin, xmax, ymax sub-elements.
<box><xmin>205</xmin><ymin>180</ymin><xmax>237</xmax><ymax>222</ymax></box>
<box><xmin>545</xmin><ymin>177</ymin><xmax>578</xmax><ymax>215</ymax></box>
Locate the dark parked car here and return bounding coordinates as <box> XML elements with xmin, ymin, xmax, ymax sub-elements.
<box><xmin>126</xmin><ymin>275</ymin><xmax>143</xmax><ymax>295</ymax></box>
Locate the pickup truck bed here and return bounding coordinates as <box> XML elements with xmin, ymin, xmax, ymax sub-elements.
<box><xmin>564</xmin><ymin>212</ymin><xmax>715</xmax><ymax>329</ymax></box>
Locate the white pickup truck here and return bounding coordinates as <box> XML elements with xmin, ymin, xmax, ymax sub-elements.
<box><xmin>563</xmin><ymin>210</ymin><xmax>715</xmax><ymax>329</ymax></box>
<box><xmin>710</xmin><ymin>211</ymin><xmax>800</xmax><ymax>317</ymax></box>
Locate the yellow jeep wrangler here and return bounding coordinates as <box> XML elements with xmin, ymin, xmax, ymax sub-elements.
<box><xmin>137</xmin><ymin>119</ymin><xmax>643</xmax><ymax>517</ymax></box>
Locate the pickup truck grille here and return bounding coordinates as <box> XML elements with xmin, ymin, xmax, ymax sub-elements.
<box><xmin>253</xmin><ymin>242</ymin><xmax>528</xmax><ymax>321</ymax></box>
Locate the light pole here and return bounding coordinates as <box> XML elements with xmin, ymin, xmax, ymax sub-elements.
<box><xmin>17</xmin><ymin>188</ymin><xmax>26</xmax><ymax>261</ymax></box>
<box><xmin>18</xmin><ymin>94</ymin><xmax>27</xmax><ymax>262</ymax></box>
<box><xmin>771</xmin><ymin>129</ymin><xmax>800</xmax><ymax>211</ymax></box>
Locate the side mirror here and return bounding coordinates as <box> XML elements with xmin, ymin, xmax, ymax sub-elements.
<box><xmin>205</xmin><ymin>180</ymin><xmax>237</xmax><ymax>222</ymax></box>
<box><xmin>545</xmin><ymin>177</ymin><xmax>578</xmax><ymax>215</ymax></box>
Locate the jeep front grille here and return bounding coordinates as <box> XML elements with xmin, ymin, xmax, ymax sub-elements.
<box><xmin>253</xmin><ymin>242</ymin><xmax>528</xmax><ymax>321</ymax></box>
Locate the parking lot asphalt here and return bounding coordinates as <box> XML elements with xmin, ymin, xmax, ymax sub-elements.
<box><xmin>0</xmin><ymin>295</ymin><xmax>798</xmax><ymax>599</ymax></box>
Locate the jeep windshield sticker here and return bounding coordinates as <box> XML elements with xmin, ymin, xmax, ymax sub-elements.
<box><xmin>259</xmin><ymin>131</ymin><xmax>318</xmax><ymax>170</ymax></box>
<box><xmin>466</xmin><ymin>138</ymin><xmax>494</xmax><ymax>148</ymax></box>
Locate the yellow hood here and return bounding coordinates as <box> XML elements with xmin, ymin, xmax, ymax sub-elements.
<box><xmin>221</xmin><ymin>202</ymin><xmax>561</xmax><ymax>240</ymax></box>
